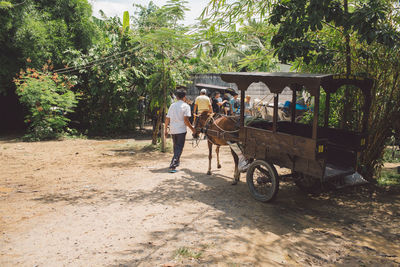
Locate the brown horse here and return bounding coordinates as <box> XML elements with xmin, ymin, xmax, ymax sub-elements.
<box><xmin>194</xmin><ymin>111</ymin><xmax>241</xmax><ymax>185</ymax></box>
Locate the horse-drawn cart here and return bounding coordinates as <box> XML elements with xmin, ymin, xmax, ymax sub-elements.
<box><xmin>215</xmin><ymin>72</ymin><xmax>373</xmax><ymax>202</ymax></box>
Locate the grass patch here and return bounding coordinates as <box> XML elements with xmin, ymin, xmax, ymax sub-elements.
<box><xmin>141</xmin><ymin>140</ymin><xmax>173</xmax><ymax>153</ymax></box>
<box><xmin>62</xmin><ymin>133</ymin><xmax>87</xmax><ymax>140</ymax></box>
<box><xmin>377</xmin><ymin>169</ymin><xmax>400</xmax><ymax>186</ymax></box>
<box><xmin>110</xmin><ymin>140</ymin><xmax>173</xmax><ymax>154</ymax></box>
<box><xmin>174</xmin><ymin>247</ymin><xmax>202</xmax><ymax>260</ymax></box>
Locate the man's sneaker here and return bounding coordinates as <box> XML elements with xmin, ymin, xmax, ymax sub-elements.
<box><xmin>169</xmin><ymin>166</ymin><xmax>175</xmax><ymax>171</ymax></box>
<box><xmin>170</xmin><ymin>159</ymin><xmax>179</xmax><ymax>168</ymax></box>
<box><xmin>169</xmin><ymin>167</ymin><xmax>177</xmax><ymax>173</ymax></box>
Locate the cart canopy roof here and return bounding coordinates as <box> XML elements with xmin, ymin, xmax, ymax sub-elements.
<box><xmin>195</xmin><ymin>83</ymin><xmax>237</xmax><ymax>95</ymax></box>
<box><xmin>220</xmin><ymin>72</ymin><xmax>373</xmax><ymax>97</ymax></box>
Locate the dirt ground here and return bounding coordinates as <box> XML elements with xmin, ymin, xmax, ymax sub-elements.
<box><xmin>1</xmin><ymin>133</ymin><xmax>400</xmax><ymax>266</ymax></box>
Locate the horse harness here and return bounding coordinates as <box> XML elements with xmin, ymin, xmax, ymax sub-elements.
<box><xmin>195</xmin><ymin>113</ymin><xmax>240</xmax><ymax>143</ymax></box>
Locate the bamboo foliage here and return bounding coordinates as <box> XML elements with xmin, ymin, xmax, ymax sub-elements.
<box><xmin>360</xmin><ymin>45</ymin><xmax>400</xmax><ymax>178</ymax></box>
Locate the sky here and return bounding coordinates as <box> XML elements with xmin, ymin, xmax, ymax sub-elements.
<box><xmin>90</xmin><ymin>0</ymin><xmax>211</xmax><ymax>25</ymax></box>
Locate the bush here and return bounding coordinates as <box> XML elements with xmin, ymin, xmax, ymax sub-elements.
<box><xmin>383</xmin><ymin>147</ymin><xmax>400</xmax><ymax>163</ymax></box>
<box><xmin>14</xmin><ymin>65</ymin><xmax>78</xmax><ymax>141</ymax></box>
<box><xmin>377</xmin><ymin>169</ymin><xmax>400</xmax><ymax>186</ymax></box>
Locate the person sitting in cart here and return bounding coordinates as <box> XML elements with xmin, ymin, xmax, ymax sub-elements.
<box><xmin>193</xmin><ymin>88</ymin><xmax>212</xmax><ymax>125</ymax></box>
<box><xmin>230</xmin><ymin>92</ymin><xmax>240</xmax><ymax>115</ymax></box>
<box><xmin>211</xmin><ymin>91</ymin><xmax>227</xmax><ymax>114</ymax></box>
<box><xmin>244</xmin><ymin>95</ymin><xmax>252</xmax><ymax>116</ymax></box>
<box><xmin>222</xmin><ymin>93</ymin><xmax>232</xmax><ymax>115</ymax></box>
<box><xmin>194</xmin><ymin>89</ymin><xmax>212</xmax><ymax>115</ymax></box>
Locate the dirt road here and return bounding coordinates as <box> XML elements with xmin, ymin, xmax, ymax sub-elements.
<box><xmin>1</xmin><ymin>136</ymin><xmax>399</xmax><ymax>266</ymax></box>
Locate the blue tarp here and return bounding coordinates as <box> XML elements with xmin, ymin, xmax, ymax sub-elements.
<box><xmin>283</xmin><ymin>101</ymin><xmax>308</xmax><ymax>111</ymax></box>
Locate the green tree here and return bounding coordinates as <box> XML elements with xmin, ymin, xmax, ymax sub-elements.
<box><xmin>133</xmin><ymin>0</ymin><xmax>194</xmax><ymax>149</ymax></box>
<box><xmin>199</xmin><ymin>2</ymin><xmax>281</xmax><ymax>72</ymax></box>
<box><xmin>269</xmin><ymin>0</ymin><xmax>400</xmax><ymax>178</ymax></box>
<box><xmin>0</xmin><ymin>0</ymin><xmax>99</xmax><ymax>94</ymax></box>
<box><xmin>63</xmin><ymin>14</ymin><xmax>147</xmax><ymax>135</ymax></box>
<box><xmin>0</xmin><ymin>0</ymin><xmax>100</xmax><ymax>132</ymax></box>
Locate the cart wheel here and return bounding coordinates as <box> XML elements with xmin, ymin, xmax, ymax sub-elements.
<box><xmin>293</xmin><ymin>172</ymin><xmax>322</xmax><ymax>194</ymax></box>
<box><xmin>246</xmin><ymin>160</ymin><xmax>279</xmax><ymax>202</ymax></box>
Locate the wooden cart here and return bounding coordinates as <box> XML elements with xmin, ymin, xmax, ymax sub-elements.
<box><xmin>219</xmin><ymin>72</ymin><xmax>373</xmax><ymax>202</ymax></box>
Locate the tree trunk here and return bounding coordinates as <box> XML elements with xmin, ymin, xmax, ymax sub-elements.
<box><xmin>161</xmin><ymin>109</ymin><xmax>166</xmax><ymax>152</ymax></box>
<box><xmin>160</xmin><ymin>87</ymin><xmax>166</xmax><ymax>152</ymax></box>
<box><xmin>152</xmin><ymin>109</ymin><xmax>161</xmax><ymax>145</ymax></box>
<box><xmin>160</xmin><ymin>45</ymin><xmax>167</xmax><ymax>152</ymax></box>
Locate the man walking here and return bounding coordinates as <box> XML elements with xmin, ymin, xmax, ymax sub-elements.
<box><xmin>165</xmin><ymin>89</ymin><xmax>196</xmax><ymax>172</ymax></box>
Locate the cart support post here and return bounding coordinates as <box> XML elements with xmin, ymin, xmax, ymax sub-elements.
<box><xmin>312</xmin><ymin>90</ymin><xmax>320</xmax><ymax>139</ymax></box>
<box><xmin>273</xmin><ymin>94</ymin><xmax>279</xmax><ymax>133</ymax></box>
<box><xmin>290</xmin><ymin>89</ymin><xmax>297</xmax><ymax>123</ymax></box>
<box><xmin>240</xmin><ymin>88</ymin><xmax>245</xmax><ymax>128</ymax></box>
<box><xmin>324</xmin><ymin>92</ymin><xmax>331</xmax><ymax>128</ymax></box>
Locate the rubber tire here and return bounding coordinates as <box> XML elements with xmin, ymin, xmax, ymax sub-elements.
<box><xmin>246</xmin><ymin>160</ymin><xmax>279</xmax><ymax>202</ymax></box>
<box><xmin>293</xmin><ymin>172</ymin><xmax>323</xmax><ymax>195</ymax></box>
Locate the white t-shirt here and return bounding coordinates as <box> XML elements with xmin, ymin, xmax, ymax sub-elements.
<box><xmin>166</xmin><ymin>100</ymin><xmax>191</xmax><ymax>134</ymax></box>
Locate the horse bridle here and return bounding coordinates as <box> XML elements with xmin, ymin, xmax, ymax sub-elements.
<box><xmin>194</xmin><ymin>113</ymin><xmax>214</xmax><ymax>135</ymax></box>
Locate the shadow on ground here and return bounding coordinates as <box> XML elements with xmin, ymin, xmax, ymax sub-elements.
<box><xmin>32</xmin><ymin>164</ymin><xmax>400</xmax><ymax>266</ymax></box>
